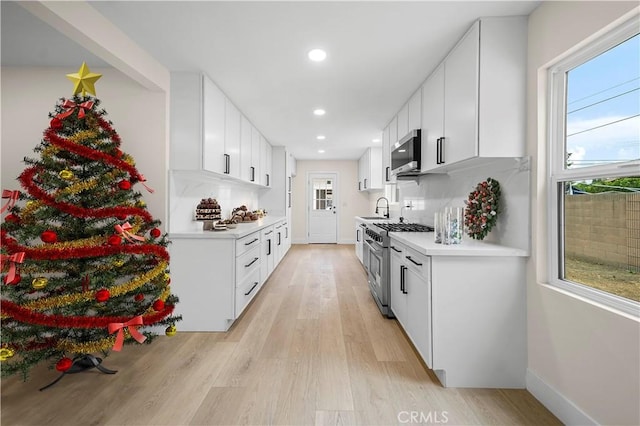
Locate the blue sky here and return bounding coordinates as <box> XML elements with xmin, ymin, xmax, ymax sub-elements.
<box><xmin>566</xmin><ymin>33</ymin><xmax>640</xmax><ymax>168</ymax></box>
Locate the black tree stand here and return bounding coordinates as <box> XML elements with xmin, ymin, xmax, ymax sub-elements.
<box><xmin>39</xmin><ymin>354</ymin><xmax>117</xmax><ymax>391</ymax></box>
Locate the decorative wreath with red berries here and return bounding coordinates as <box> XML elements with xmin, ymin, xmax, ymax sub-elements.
<box><xmin>464</xmin><ymin>178</ymin><xmax>501</xmax><ymax>240</ymax></box>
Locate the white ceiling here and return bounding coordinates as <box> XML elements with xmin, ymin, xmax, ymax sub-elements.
<box><xmin>2</xmin><ymin>1</ymin><xmax>540</xmax><ymax>160</ymax></box>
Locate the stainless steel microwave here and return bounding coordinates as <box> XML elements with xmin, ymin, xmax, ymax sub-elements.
<box><xmin>391</xmin><ymin>129</ymin><xmax>421</xmax><ymax>176</ymax></box>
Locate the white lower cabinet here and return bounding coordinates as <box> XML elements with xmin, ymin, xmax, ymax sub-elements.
<box><xmin>390</xmin><ymin>241</ymin><xmax>432</xmax><ymax>368</ymax></box>
<box><xmin>390</xmin><ymin>236</ymin><xmax>526</xmax><ymax>388</ymax></box>
<box><xmin>170</xmin><ymin>219</ymin><xmax>291</xmax><ymax>332</ymax></box>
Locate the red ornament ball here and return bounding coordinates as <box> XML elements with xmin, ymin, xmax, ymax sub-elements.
<box><xmin>95</xmin><ymin>288</ymin><xmax>110</xmax><ymax>302</ymax></box>
<box><xmin>5</xmin><ymin>274</ymin><xmax>21</xmax><ymax>286</ymax></box>
<box><xmin>116</xmin><ymin>213</ymin><xmax>128</xmax><ymax>221</ymax></box>
<box><xmin>41</xmin><ymin>230</ymin><xmax>58</xmax><ymax>243</ymax></box>
<box><xmin>118</xmin><ymin>180</ymin><xmax>131</xmax><ymax>190</ymax></box>
<box><xmin>134</xmin><ymin>293</ymin><xmax>145</xmax><ymax>302</ymax></box>
<box><xmin>150</xmin><ymin>228</ymin><xmax>162</xmax><ymax>238</ymax></box>
<box><xmin>4</xmin><ymin>214</ymin><xmax>19</xmax><ymax>223</ymax></box>
<box><xmin>152</xmin><ymin>299</ymin><xmax>165</xmax><ymax>311</ymax></box>
<box><xmin>50</xmin><ymin>118</ymin><xmax>63</xmax><ymax>130</ymax></box>
<box><xmin>108</xmin><ymin>235</ymin><xmax>122</xmax><ymax>246</ymax></box>
<box><xmin>56</xmin><ymin>357</ymin><xmax>73</xmax><ymax>372</ymax></box>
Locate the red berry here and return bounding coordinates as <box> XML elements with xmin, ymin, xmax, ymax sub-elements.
<box><xmin>41</xmin><ymin>230</ymin><xmax>58</xmax><ymax>243</ymax></box>
<box><xmin>50</xmin><ymin>118</ymin><xmax>63</xmax><ymax>130</ymax></box>
<box><xmin>95</xmin><ymin>288</ymin><xmax>110</xmax><ymax>302</ymax></box>
<box><xmin>152</xmin><ymin>300</ymin><xmax>165</xmax><ymax>311</ymax></box>
<box><xmin>108</xmin><ymin>235</ymin><xmax>122</xmax><ymax>246</ymax></box>
<box><xmin>134</xmin><ymin>293</ymin><xmax>145</xmax><ymax>302</ymax></box>
<box><xmin>4</xmin><ymin>214</ymin><xmax>19</xmax><ymax>223</ymax></box>
<box><xmin>56</xmin><ymin>357</ymin><xmax>73</xmax><ymax>372</ymax></box>
<box><xmin>150</xmin><ymin>228</ymin><xmax>162</xmax><ymax>238</ymax></box>
<box><xmin>118</xmin><ymin>180</ymin><xmax>131</xmax><ymax>190</ymax></box>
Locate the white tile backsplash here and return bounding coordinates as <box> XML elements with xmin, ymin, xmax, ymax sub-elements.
<box><xmin>391</xmin><ymin>158</ymin><xmax>530</xmax><ymax>251</ymax></box>
<box><xmin>169</xmin><ymin>171</ymin><xmax>260</xmax><ymax>233</ymax></box>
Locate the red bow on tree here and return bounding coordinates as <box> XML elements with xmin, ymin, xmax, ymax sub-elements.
<box><xmin>1</xmin><ymin>190</ymin><xmax>20</xmax><ymax>213</ymax></box>
<box><xmin>56</xmin><ymin>99</ymin><xmax>94</xmax><ymax>120</ymax></box>
<box><xmin>108</xmin><ymin>316</ymin><xmax>147</xmax><ymax>351</ymax></box>
<box><xmin>1</xmin><ymin>252</ymin><xmax>25</xmax><ymax>284</ymax></box>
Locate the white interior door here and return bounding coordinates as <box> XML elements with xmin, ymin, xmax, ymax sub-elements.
<box><xmin>308</xmin><ymin>173</ymin><xmax>338</xmax><ymax>244</ymax></box>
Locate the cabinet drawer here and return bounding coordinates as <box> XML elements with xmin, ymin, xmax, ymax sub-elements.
<box><xmin>236</xmin><ymin>245</ymin><xmax>261</xmax><ymax>284</ymax></box>
<box><xmin>389</xmin><ymin>241</ymin><xmax>405</xmax><ymax>258</ymax></box>
<box><xmin>403</xmin><ymin>246</ymin><xmax>430</xmax><ymax>277</ymax></box>
<box><xmin>236</xmin><ymin>231</ymin><xmax>261</xmax><ymax>256</ymax></box>
<box><xmin>235</xmin><ymin>267</ymin><xmax>261</xmax><ymax>317</ymax></box>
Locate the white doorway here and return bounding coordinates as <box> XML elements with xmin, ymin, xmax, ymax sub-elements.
<box><xmin>307</xmin><ymin>172</ymin><xmax>338</xmax><ymax>243</ymax></box>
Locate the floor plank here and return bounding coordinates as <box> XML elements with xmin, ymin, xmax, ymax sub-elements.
<box><xmin>1</xmin><ymin>244</ymin><xmax>561</xmax><ymax>426</ymax></box>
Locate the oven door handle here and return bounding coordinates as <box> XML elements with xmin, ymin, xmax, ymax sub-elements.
<box><xmin>364</xmin><ymin>239</ymin><xmax>383</xmax><ymax>256</ymax></box>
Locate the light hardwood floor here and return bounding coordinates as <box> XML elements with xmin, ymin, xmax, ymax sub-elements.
<box><xmin>1</xmin><ymin>244</ymin><xmax>561</xmax><ymax>425</ymax></box>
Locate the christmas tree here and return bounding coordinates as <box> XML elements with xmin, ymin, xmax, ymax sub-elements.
<box><xmin>0</xmin><ymin>63</ymin><xmax>180</xmax><ymax>381</ymax></box>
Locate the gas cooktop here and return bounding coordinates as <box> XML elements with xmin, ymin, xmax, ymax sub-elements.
<box><xmin>373</xmin><ymin>223</ymin><xmax>434</xmax><ymax>232</ymax></box>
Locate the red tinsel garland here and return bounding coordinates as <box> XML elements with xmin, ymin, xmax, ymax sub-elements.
<box><xmin>18</xmin><ymin>167</ymin><xmax>153</xmax><ymax>223</ymax></box>
<box><xmin>0</xmin><ymin>229</ymin><xmax>169</xmax><ymax>261</ymax></box>
<box><xmin>0</xmin><ymin>299</ymin><xmax>174</xmax><ymax>328</ymax></box>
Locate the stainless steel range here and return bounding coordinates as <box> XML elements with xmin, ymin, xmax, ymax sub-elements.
<box><xmin>363</xmin><ymin>222</ymin><xmax>433</xmax><ymax>317</ymax></box>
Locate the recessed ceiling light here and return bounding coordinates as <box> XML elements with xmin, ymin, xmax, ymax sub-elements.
<box><xmin>317</xmin><ymin>135</ymin><xmax>326</xmax><ymax>140</ymax></box>
<box><xmin>372</xmin><ymin>138</ymin><xmax>381</xmax><ymax>143</ymax></box>
<box><xmin>313</xmin><ymin>109</ymin><xmax>326</xmax><ymax>116</ymax></box>
<box><xmin>308</xmin><ymin>48</ymin><xmax>327</xmax><ymax>62</ymax></box>
<box><xmin>318</xmin><ymin>149</ymin><xmax>325</xmax><ymax>154</ymax></box>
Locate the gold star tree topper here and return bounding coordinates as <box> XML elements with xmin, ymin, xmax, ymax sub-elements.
<box><xmin>66</xmin><ymin>62</ymin><xmax>102</xmax><ymax>97</ymax></box>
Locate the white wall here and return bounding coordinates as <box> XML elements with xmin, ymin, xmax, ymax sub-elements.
<box><xmin>527</xmin><ymin>2</ymin><xmax>640</xmax><ymax>425</ymax></box>
<box><xmin>1</xmin><ymin>67</ymin><xmax>167</xmax><ymax>224</ymax></box>
<box><xmin>291</xmin><ymin>160</ymin><xmax>371</xmax><ymax>243</ymax></box>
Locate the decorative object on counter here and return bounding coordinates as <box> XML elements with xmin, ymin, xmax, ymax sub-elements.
<box><xmin>195</xmin><ymin>198</ymin><xmax>221</xmax><ymax>231</ymax></box>
<box><xmin>464</xmin><ymin>178</ymin><xmax>501</xmax><ymax>240</ymax></box>
<box><xmin>434</xmin><ymin>207</ymin><xmax>463</xmax><ymax>245</ymax></box>
<box><xmin>231</xmin><ymin>205</ymin><xmax>260</xmax><ymax>223</ymax></box>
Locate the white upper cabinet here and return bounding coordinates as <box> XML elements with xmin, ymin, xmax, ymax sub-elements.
<box><xmin>420</xmin><ymin>17</ymin><xmax>527</xmax><ymax>172</ymax></box>
<box><xmin>260</xmin><ymin>136</ymin><xmax>272</xmax><ymax>187</ymax></box>
<box><xmin>408</xmin><ymin>88</ymin><xmax>422</xmax><ymax>131</ymax></box>
<box><xmin>170</xmin><ymin>72</ymin><xmax>272</xmax><ymax>186</ymax></box>
<box><xmin>288</xmin><ymin>153</ymin><xmax>296</xmax><ymax>177</ymax></box>
<box><xmin>421</xmin><ymin>64</ymin><xmax>445</xmax><ymax>172</ymax></box>
<box><xmin>397</xmin><ymin>102</ymin><xmax>409</xmax><ymax>141</ymax></box>
<box><xmin>202</xmin><ymin>76</ymin><xmax>226</xmax><ymax>175</ymax></box>
<box><xmin>358</xmin><ymin>147</ymin><xmax>383</xmax><ymax>191</ymax></box>
<box><xmin>224</xmin><ymin>98</ymin><xmax>241</xmax><ymax>178</ymax></box>
<box><xmin>389</xmin><ymin>115</ymin><xmax>398</xmax><ymax>148</ymax></box>
<box><xmin>240</xmin><ymin>115</ymin><xmax>253</xmax><ymax>182</ymax></box>
<box><xmin>382</xmin><ymin>125</ymin><xmax>391</xmax><ymax>183</ymax></box>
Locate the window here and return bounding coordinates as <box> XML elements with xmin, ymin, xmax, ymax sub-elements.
<box><xmin>312</xmin><ymin>179</ymin><xmax>333</xmax><ymax>210</ymax></box>
<box><xmin>549</xmin><ymin>16</ymin><xmax>640</xmax><ymax>316</ymax></box>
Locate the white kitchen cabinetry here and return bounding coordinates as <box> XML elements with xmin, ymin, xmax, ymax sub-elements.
<box><xmin>260</xmin><ymin>225</ymin><xmax>275</xmax><ymax>284</ymax></box>
<box><xmin>274</xmin><ymin>221</ymin><xmax>287</xmax><ymax>266</ymax></box>
<box><xmin>260</xmin><ymin>136</ymin><xmax>272</xmax><ymax>187</ymax></box>
<box><xmin>389</xmin><ymin>241</ymin><xmax>432</xmax><ymax>368</ymax></box>
<box><xmin>397</xmin><ymin>103</ymin><xmax>409</xmax><ymax>141</ymax></box>
<box><xmin>382</xmin><ymin>126</ymin><xmax>391</xmax><ymax>183</ymax></box>
<box><xmin>355</xmin><ymin>219</ymin><xmax>365</xmax><ymax>264</ymax></box>
<box><xmin>170</xmin><ymin>72</ymin><xmax>272</xmax><ymax>186</ymax></box>
<box><xmin>358</xmin><ymin>147</ymin><xmax>382</xmax><ymax>191</ymax></box>
<box><xmin>420</xmin><ymin>17</ymin><xmax>526</xmax><ymax>172</ymax></box>
<box><xmin>408</xmin><ymin>88</ymin><xmax>422</xmax><ymax>131</ymax></box>
<box><xmin>259</xmin><ymin>146</ymin><xmax>292</xmax><ymax>219</ymax></box>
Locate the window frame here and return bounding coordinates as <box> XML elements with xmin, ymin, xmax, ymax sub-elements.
<box><xmin>547</xmin><ymin>16</ymin><xmax>640</xmax><ymax>317</ymax></box>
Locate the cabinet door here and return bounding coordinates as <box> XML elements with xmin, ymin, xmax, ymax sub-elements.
<box><xmin>240</xmin><ymin>116</ymin><xmax>253</xmax><ymax>182</ymax></box>
<box><xmin>397</xmin><ymin>103</ymin><xmax>409</xmax><ymax>140</ymax></box>
<box><xmin>444</xmin><ymin>21</ymin><xmax>479</xmax><ymax>165</ymax></box>
<box><xmin>404</xmin><ymin>262</ymin><xmax>432</xmax><ymax>368</ymax></box>
<box><xmin>260</xmin><ymin>136</ymin><xmax>271</xmax><ymax>186</ymax></box>
<box><xmin>250</xmin><ymin>126</ymin><xmax>261</xmax><ymax>183</ymax></box>
<box><xmin>389</xmin><ymin>247</ymin><xmax>407</xmax><ymax>324</ymax></box>
<box><xmin>202</xmin><ymin>76</ymin><xmax>226</xmax><ymax>174</ymax></box>
<box><xmin>382</xmin><ymin>126</ymin><xmax>391</xmax><ymax>183</ymax></box>
<box><xmin>389</xmin><ymin>116</ymin><xmax>398</xmax><ymax>148</ymax></box>
<box><xmin>408</xmin><ymin>88</ymin><xmax>422</xmax><ymax>131</ymax></box>
<box><xmin>224</xmin><ymin>98</ymin><xmax>241</xmax><ymax>178</ymax></box>
<box><xmin>368</xmin><ymin>147</ymin><xmax>382</xmax><ymax>190</ymax></box>
<box><xmin>421</xmin><ymin>64</ymin><xmax>444</xmax><ymax>172</ymax></box>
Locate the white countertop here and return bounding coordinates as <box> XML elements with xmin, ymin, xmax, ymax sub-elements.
<box><xmin>355</xmin><ymin>216</ymin><xmax>392</xmax><ymax>224</ymax></box>
<box><xmin>390</xmin><ymin>232</ymin><xmax>528</xmax><ymax>257</ymax></box>
<box><xmin>169</xmin><ymin>216</ymin><xmax>287</xmax><ymax>240</ymax></box>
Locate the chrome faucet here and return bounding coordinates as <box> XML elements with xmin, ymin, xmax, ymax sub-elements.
<box><xmin>375</xmin><ymin>197</ymin><xmax>390</xmax><ymax>218</ymax></box>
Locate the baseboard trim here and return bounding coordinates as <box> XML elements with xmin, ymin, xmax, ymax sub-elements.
<box><xmin>526</xmin><ymin>369</ymin><xmax>597</xmax><ymax>426</ymax></box>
